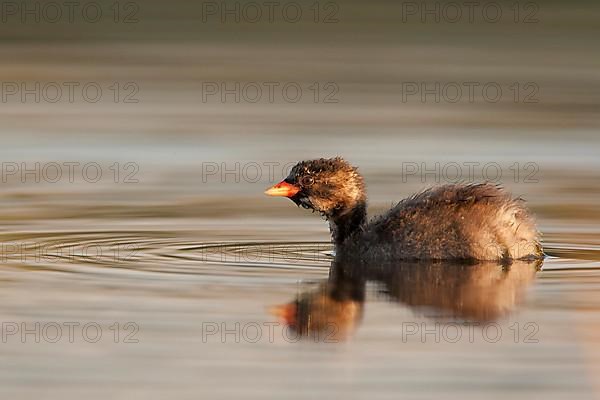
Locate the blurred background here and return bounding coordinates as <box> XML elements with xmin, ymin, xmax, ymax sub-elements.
<box><xmin>0</xmin><ymin>1</ymin><xmax>599</xmax><ymax>399</ymax></box>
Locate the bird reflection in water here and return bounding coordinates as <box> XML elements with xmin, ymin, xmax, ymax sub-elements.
<box><xmin>270</xmin><ymin>257</ymin><xmax>543</xmax><ymax>342</ymax></box>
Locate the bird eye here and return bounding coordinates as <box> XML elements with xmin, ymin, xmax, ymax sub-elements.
<box><xmin>300</xmin><ymin>176</ymin><xmax>314</xmax><ymax>187</ymax></box>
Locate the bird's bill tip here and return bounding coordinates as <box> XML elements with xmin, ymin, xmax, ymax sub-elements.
<box><xmin>264</xmin><ymin>181</ymin><xmax>300</xmax><ymax>197</ymax></box>
<box><xmin>267</xmin><ymin>303</ymin><xmax>297</xmax><ymax>326</ymax></box>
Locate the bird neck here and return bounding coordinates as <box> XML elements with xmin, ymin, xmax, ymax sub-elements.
<box><xmin>328</xmin><ymin>201</ymin><xmax>367</xmax><ymax>249</ymax></box>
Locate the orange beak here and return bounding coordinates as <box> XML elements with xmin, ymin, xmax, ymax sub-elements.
<box><xmin>268</xmin><ymin>303</ymin><xmax>297</xmax><ymax>327</ymax></box>
<box><xmin>264</xmin><ymin>181</ymin><xmax>300</xmax><ymax>197</ymax></box>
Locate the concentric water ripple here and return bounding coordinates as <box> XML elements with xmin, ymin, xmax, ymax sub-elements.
<box><xmin>0</xmin><ymin>232</ymin><xmax>334</xmax><ymax>275</ymax></box>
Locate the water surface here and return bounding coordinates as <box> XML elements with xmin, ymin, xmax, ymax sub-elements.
<box><xmin>0</xmin><ymin>142</ymin><xmax>598</xmax><ymax>399</ymax></box>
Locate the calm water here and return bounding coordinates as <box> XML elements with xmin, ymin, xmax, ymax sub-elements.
<box><xmin>0</xmin><ymin>134</ymin><xmax>598</xmax><ymax>400</ymax></box>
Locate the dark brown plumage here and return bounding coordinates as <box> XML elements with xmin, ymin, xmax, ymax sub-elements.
<box><xmin>265</xmin><ymin>157</ymin><xmax>543</xmax><ymax>262</ymax></box>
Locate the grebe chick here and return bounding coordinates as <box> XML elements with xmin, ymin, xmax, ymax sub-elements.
<box><xmin>265</xmin><ymin>157</ymin><xmax>543</xmax><ymax>262</ymax></box>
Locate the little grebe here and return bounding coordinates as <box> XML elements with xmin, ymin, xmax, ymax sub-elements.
<box><xmin>265</xmin><ymin>157</ymin><xmax>543</xmax><ymax>261</ymax></box>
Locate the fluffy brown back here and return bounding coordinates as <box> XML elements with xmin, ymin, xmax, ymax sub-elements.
<box><xmin>356</xmin><ymin>183</ymin><xmax>542</xmax><ymax>261</ymax></box>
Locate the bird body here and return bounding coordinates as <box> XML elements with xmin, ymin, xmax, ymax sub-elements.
<box><xmin>349</xmin><ymin>183</ymin><xmax>542</xmax><ymax>261</ymax></box>
<box><xmin>265</xmin><ymin>157</ymin><xmax>542</xmax><ymax>262</ymax></box>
